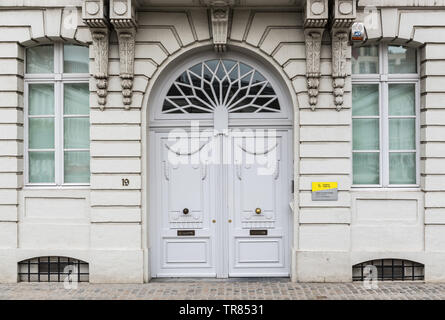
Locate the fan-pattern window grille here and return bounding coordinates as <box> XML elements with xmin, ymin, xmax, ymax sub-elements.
<box><xmin>162</xmin><ymin>59</ymin><xmax>280</xmax><ymax>114</ymax></box>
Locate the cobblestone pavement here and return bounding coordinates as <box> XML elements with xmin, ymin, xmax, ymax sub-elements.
<box><xmin>1</xmin><ymin>279</ymin><xmax>445</xmax><ymax>300</ymax></box>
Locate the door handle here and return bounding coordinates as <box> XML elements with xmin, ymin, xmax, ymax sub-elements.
<box><xmin>183</xmin><ymin>208</ymin><xmax>189</xmax><ymax>215</ymax></box>
<box><xmin>255</xmin><ymin>208</ymin><xmax>262</xmax><ymax>214</ymax></box>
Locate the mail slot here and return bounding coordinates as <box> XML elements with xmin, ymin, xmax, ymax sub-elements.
<box><xmin>250</xmin><ymin>229</ymin><xmax>267</xmax><ymax>236</ymax></box>
<box><xmin>177</xmin><ymin>230</ymin><xmax>195</xmax><ymax>236</ymax></box>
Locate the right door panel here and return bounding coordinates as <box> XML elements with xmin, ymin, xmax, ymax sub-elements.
<box><xmin>227</xmin><ymin>130</ymin><xmax>291</xmax><ymax>276</ymax></box>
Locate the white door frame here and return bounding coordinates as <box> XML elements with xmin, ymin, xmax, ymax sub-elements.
<box><xmin>149</xmin><ymin>127</ymin><xmax>293</xmax><ymax>278</ymax></box>
<box><xmin>147</xmin><ymin>50</ymin><xmax>296</xmax><ymax>279</ymax></box>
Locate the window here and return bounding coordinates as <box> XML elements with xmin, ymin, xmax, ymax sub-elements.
<box><xmin>353</xmin><ymin>259</ymin><xmax>424</xmax><ymax>281</ymax></box>
<box><xmin>352</xmin><ymin>44</ymin><xmax>419</xmax><ymax>187</ymax></box>
<box><xmin>162</xmin><ymin>59</ymin><xmax>280</xmax><ymax>114</ymax></box>
<box><xmin>18</xmin><ymin>256</ymin><xmax>89</xmax><ymax>282</ymax></box>
<box><xmin>25</xmin><ymin>43</ymin><xmax>90</xmax><ymax>185</ymax></box>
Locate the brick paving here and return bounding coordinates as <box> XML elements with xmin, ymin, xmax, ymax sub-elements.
<box><xmin>1</xmin><ymin>279</ymin><xmax>445</xmax><ymax>300</ymax></box>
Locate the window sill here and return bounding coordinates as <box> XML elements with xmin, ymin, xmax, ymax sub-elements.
<box><xmin>351</xmin><ymin>187</ymin><xmax>421</xmax><ymax>192</ymax></box>
<box><xmin>23</xmin><ymin>185</ymin><xmax>90</xmax><ymax>190</ymax></box>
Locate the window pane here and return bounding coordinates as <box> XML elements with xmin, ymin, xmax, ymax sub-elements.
<box><xmin>389</xmin><ymin>152</ymin><xmax>416</xmax><ymax>184</ymax></box>
<box><xmin>353</xmin><ymin>119</ymin><xmax>379</xmax><ymax>150</ymax></box>
<box><xmin>29</xmin><ymin>84</ymin><xmax>54</xmax><ymax>115</ymax></box>
<box><xmin>64</xmin><ymin>118</ymin><xmax>90</xmax><ymax>149</ymax></box>
<box><xmin>29</xmin><ymin>118</ymin><xmax>54</xmax><ymax>149</ymax></box>
<box><xmin>352</xmin><ymin>84</ymin><xmax>379</xmax><ymax>116</ymax></box>
<box><xmin>352</xmin><ymin>46</ymin><xmax>379</xmax><ymax>74</ymax></box>
<box><xmin>64</xmin><ymin>151</ymin><xmax>90</xmax><ymax>183</ymax></box>
<box><xmin>353</xmin><ymin>153</ymin><xmax>380</xmax><ymax>185</ymax></box>
<box><xmin>26</xmin><ymin>45</ymin><xmax>54</xmax><ymax>73</ymax></box>
<box><xmin>64</xmin><ymin>83</ymin><xmax>89</xmax><ymax>115</ymax></box>
<box><xmin>64</xmin><ymin>45</ymin><xmax>89</xmax><ymax>73</ymax></box>
<box><xmin>389</xmin><ymin>119</ymin><xmax>416</xmax><ymax>150</ymax></box>
<box><xmin>389</xmin><ymin>84</ymin><xmax>415</xmax><ymax>116</ymax></box>
<box><xmin>29</xmin><ymin>151</ymin><xmax>55</xmax><ymax>183</ymax></box>
<box><xmin>388</xmin><ymin>46</ymin><xmax>417</xmax><ymax>74</ymax></box>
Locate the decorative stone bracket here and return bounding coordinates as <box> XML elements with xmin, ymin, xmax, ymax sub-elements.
<box><xmin>110</xmin><ymin>0</ymin><xmax>137</xmax><ymax>109</ymax></box>
<box><xmin>82</xmin><ymin>0</ymin><xmax>110</xmax><ymax>110</ymax></box>
<box><xmin>202</xmin><ymin>0</ymin><xmax>235</xmax><ymax>52</ymax></box>
<box><xmin>305</xmin><ymin>29</ymin><xmax>324</xmax><ymax>111</ymax></box>
<box><xmin>330</xmin><ymin>0</ymin><xmax>356</xmax><ymax>111</ymax></box>
<box><xmin>303</xmin><ymin>0</ymin><xmax>328</xmax><ymax>110</ymax></box>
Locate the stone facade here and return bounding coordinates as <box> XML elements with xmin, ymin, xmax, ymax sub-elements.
<box><xmin>0</xmin><ymin>0</ymin><xmax>444</xmax><ymax>283</ymax></box>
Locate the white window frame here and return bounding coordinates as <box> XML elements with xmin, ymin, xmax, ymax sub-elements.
<box><xmin>24</xmin><ymin>42</ymin><xmax>90</xmax><ymax>187</ymax></box>
<box><xmin>352</xmin><ymin>44</ymin><xmax>420</xmax><ymax>188</ymax></box>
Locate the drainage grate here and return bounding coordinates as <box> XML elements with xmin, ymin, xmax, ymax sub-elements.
<box><xmin>353</xmin><ymin>259</ymin><xmax>424</xmax><ymax>281</ymax></box>
<box><xmin>18</xmin><ymin>256</ymin><xmax>89</xmax><ymax>282</ymax></box>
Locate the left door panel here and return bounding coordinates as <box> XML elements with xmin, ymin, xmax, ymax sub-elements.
<box><xmin>151</xmin><ymin>132</ymin><xmax>217</xmax><ymax>277</ymax></box>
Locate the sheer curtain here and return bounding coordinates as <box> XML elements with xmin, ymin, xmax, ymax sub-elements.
<box><xmin>63</xmin><ymin>83</ymin><xmax>90</xmax><ymax>183</ymax></box>
<box><xmin>352</xmin><ymin>84</ymin><xmax>380</xmax><ymax>184</ymax></box>
<box><xmin>389</xmin><ymin>84</ymin><xmax>416</xmax><ymax>184</ymax></box>
<box><xmin>28</xmin><ymin>83</ymin><xmax>55</xmax><ymax>183</ymax></box>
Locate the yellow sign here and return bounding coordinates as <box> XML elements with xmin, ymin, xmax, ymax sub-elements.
<box><xmin>312</xmin><ymin>182</ymin><xmax>338</xmax><ymax>192</ymax></box>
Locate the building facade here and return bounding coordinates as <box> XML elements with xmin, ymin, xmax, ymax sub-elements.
<box><xmin>0</xmin><ymin>0</ymin><xmax>445</xmax><ymax>283</ymax></box>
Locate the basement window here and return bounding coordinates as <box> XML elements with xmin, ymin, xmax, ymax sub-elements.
<box><xmin>18</xmin><ymin>256</ymin><xmax>89</xmax><ymax>282</ymax></box>
<box><xmin>353</xmin><ymin>259</ymin><xmax>424</xmax><ymax>281</ymax></box>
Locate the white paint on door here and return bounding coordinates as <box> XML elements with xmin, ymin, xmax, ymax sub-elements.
<box><xmin>150</xmin><ymin>130</ymin><xmax>291</xmax><ymax>277</ymax></box>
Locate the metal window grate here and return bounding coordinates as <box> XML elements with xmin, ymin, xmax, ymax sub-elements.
<box><xmin>353</xmin><ymin>259</ymin><xmax>424</xmax><ymax>281</ymax></box>
<box><xmin>18</xmin><ymin>256</ymin><xmax>89</xmax><ymax>282</ymax></box>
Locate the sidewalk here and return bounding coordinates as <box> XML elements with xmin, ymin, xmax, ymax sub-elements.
<box><xmin>1</xmin><ymin>279</ymin><xmax>445</xmax><ymax>300</ymax></box>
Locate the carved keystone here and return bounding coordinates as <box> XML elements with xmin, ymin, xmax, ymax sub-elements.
<box><xmin>202</xmin><ymin>0</ymin><xmax>235</xmax><ymax>53</ymax></box>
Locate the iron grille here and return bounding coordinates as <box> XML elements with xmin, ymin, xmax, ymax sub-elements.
<box><xmin>353</xmin><ymin>259</ymin><xmax>424</xmax><ymax>281</ymax></box>
<box><xmin>18</xmin><ymin>256</ymin><xmax>89</xmax><ymax>282</ymax></box>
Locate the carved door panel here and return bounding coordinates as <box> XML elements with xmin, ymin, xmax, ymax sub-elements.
<box><xmin>227</xmin><ymin>130</ymin><xmax>291</xmax><ymax>276</ymax></box>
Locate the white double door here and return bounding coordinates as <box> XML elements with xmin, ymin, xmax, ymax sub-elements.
<box><xmin>150</xmin><ymin>128</ymin><xmax>292</xmax><ymax>278</ymax></box>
